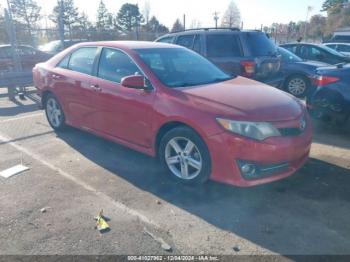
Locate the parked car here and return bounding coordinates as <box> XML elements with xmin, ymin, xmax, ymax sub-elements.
<box><xmin>38</xmin><ymin>39</ymin><xmax>86</xmax><ymax>55</ymax></box>
<box><xmin>329</xmin><ymin>28</ymin><xmax>350</xmax><ymax>43</ymax></box>
<box><xmin>155</xmin><ymin>28</ymin><xmax>283</xmax><ymax>87</ymax></box>
<box><xmin>307</xmin><ymin>63</ymin><xmax>350</xmax><ymax>125</ymax></box>
<box><xmin>323</xmin><ymin>43</ymin><xmax>350</xmax><ymax>57</ymax></box>
<box><xmin>280</xmin><ymin>43</ymin><xmax>350</xmax><ymax>65</ymax></box>
<box><xmin>33</xmin><ymin>41</ymin><xmax>312</xmax><ymax>187</ymax></box>
<box><xmin>278</xmin><ymin>47</ymin><xmax>329</xmax><ymax>98</ymax></box>
<box><xmin>0</xmin><ymin>44</ymin><xmax>51</xmax><ymax>73</ymax></box>
<box><xmin>281</xmin><ymin>43</ymin><xmax>350</xmax><ymax>65</ymax></box>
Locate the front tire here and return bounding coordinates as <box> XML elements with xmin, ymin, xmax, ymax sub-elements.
<box><xmin>45</xmin><ymin>94</ymin><xmax>66</xmax><ymax>130</ymax></box>
<box><xmin>159</xmin><ymin>126</ymin><xmax>211</xmax><ymax>185</ymax></box>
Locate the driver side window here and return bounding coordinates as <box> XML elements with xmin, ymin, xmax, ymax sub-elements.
<box><xmin>97</xmin><ymin>48</ymin><xmax>141</xmax><ymax>83</ymax></box>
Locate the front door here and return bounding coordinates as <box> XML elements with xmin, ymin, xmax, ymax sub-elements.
<box><xmin>89</xmin><ymin>48</ymin><xmax>156</xmax><ymax>148</ymax></box>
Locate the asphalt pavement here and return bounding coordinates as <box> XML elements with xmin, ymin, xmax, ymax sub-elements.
<box><xmin>0</xmin><ymin>87</ymin><xmax>350</xmax><ymax>256</ymax></box>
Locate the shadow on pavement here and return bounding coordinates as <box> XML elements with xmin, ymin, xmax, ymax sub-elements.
<box><xmin>312</xmin><ymin>119</ymin><xmax>350</xmax><ymax>150</ymax></box>
<box><xmin>56</xmin><ymin>127</ymin><xmax>350</xmax><ymax>254</ymax></box>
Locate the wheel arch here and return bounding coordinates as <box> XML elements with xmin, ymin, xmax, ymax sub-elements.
<box><xmin>154</xmin><ymin>120</ymin><xmax>207</xmax><ymax>158</ymax></box>
<box><xmin>41</xmin><ymin>90</ymin><xmax>54</xmax><ymax>109</ymax></box>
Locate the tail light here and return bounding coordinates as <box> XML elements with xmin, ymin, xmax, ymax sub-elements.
<box><xmin>240</xmin><ymin>60</ymin><xmax>256</xmax><ymax>78</ymax></box>
<box><xmin>312</xmin><ymin>75</ymin><xmax>340</xmax><ymax>86</ymax></box>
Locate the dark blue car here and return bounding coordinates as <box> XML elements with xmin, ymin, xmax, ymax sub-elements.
<box><xmin>278</xmin><ymin>47</ymin><xmax>329</xmax><ymax>97</ymax></box>
<box><xmin>307</xmin><ymin>63</ymin><xmax>350</xmax><ymax>125</ymax></box>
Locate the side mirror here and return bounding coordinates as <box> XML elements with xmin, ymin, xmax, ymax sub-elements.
<box><xmin>121</xmin><ymin>75</ymin><xmax>152</xmax><ymax>90</ymax></box>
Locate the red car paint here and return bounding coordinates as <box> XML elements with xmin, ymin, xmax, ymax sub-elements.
<box><xmin>33</xmin><ymin>41</ymin><xmax>312</xmax><ymax>187</ymax></box>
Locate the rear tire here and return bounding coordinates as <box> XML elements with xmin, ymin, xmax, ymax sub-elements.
<box><xmin>44</xmin><ymin>94</ymin><xmax>66</xmax><ymax>131</ymax></box>
<box><xmin>159</xmin><ymin>126</ymin><xmax>211</xmax><ymax>185</ymax></box>
<box><xmin>285</xmin><ymin>75</ymin><xmax>309</xmax><ymax>98</ymax></box>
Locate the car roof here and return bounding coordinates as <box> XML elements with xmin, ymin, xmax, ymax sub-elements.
<box><xmin>0</xmin><ymin>44</ymin><xmax>35</xmax><ymax>49</ymax></box>
<box><xmin>281</xmin><ymin>42</ymin><xmax>320</xmax><ymax>46</ymax></box>
<box><xmin>324</xmin><ymin>42</ymin><xmax>350</xmax><ymax>45</ymax></box>
<box><xmin>163</xmin><ymin>29</ymin><xmax>263</xmax><ymax>36</ymax></box>
<box><xmin>74</xmin><ymin>41</ymin><xmax>181</xmax><ymax>50</ymax></box>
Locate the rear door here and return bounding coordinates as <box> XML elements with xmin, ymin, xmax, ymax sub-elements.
<box><xmin>89</xmin><ymin>47</ymin><xmax>156</xmax><ymax>147</ymax></box>
<box><xmin>204</xmin><ymin>33</ymin><xmax>242</xmax><ymax>75</ymax></box>
<box><xmin>49</xmin><ymin>46</ymin><xmax>99</xmax><ymax>129</ymax></box>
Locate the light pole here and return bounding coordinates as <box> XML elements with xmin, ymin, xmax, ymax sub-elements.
<box><xmin>213</xmin><ymin>11</ymin><xmax>219</xmax><ymax>28</ymax></box>
<box><xmin>304</xmin><ymin>6</ymin><xmax>313</xmax><ymax>40</ymax></box>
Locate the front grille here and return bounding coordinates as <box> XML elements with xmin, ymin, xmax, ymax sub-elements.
<box><xmin>279</xmin><ymin>127</ymin><xmax>303</xmax><ymax>137</ymax></box>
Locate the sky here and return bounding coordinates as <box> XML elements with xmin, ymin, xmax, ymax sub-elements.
<box><xmin>1</xmin><ymin>0</ymin><xmax>325</xmax><ymax>29</ymax></box>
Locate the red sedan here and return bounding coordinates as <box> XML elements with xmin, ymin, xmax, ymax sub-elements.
<box><xmin>33</xmin><ymin>41</ymin><xmax>312</xmax><ymax>187</ymax></box>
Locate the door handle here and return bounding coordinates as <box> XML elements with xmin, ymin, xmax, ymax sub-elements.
<box><xmin>52</xmin><ymin>74</ymin><xmax>61</xmax><ymax>79</ymax></box>
<box><xmin>90</xmin><ymin>84</ymin><xmax>102</xmax><ymax>92</ymax></box>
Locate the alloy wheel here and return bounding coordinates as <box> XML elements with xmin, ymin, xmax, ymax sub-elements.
<box><xmin>46</xmin><ymin>97</ymin><xmax>63</xmax><ymax>128</ymax></box>
<box><xmin>287</xmin><ymin>78</ymin><xmax>307</xmax><ymax>96</ymax></box>
<box><xmin>165</xmin><ymin>137</ymin><xmax>202</xmax><ymax>180</ymax></box>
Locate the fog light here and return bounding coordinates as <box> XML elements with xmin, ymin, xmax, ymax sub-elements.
<box><xmin>241</xmin><ymin>163</ymin><xmax>256</xmax><ymax>175</ymax></box>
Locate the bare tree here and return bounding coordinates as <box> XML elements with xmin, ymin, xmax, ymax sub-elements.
<box><xmin>142</xmin><ymin>0</ymin><xmax>151</xmax><ymax>24</ymax></box>
<box><xmin>221</xmin><ymin>1</ymin><xmax>241</xmax><ymax>28</ymax></box>
<box><xmin>9</xmin><ymin>0</ymin><xmax>41</xmax><ymax>41</ymax></box>
<box><xmin>171</xmin><ymin>18</ymin><xmax>184</xmax><ymax>32</ymax></box>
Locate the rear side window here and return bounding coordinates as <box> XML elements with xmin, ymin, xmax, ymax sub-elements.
<box><xmin>57</xmin><ymin>55</ymin><xmax>70</xmax><ymax>69</ymax></box>
<box><xmin>338</xmin><ymin>44</ymin><xmax>350</xmax><ymax>52</ymax></box>
<box><xmin>157</xmin><ymin>36</ymin><xmax>175</xmax><ymax>43</ymax></box>
<box><xmin>0</xmin><ymin>47</ymin><xmax>12</xmax><ymax>59</ymax></box>
<box><xmin>206</xmin><ymin>34</ymin><xmax>241</xmax><ymax>57</ymax></box>
<box><xmin>97</xmin><ymin>48</ymin><xmax>141</xmax><ymax>83</ymax></box>
<box><xmin>244</xmin><ymin>33</ymin><xmax>277</xmax><ymax>56</ymax></box>
<box><xmin>283</xmin><ymin>45</ymin><xmax>298</xmax><ymax>54</ymax></box>
<box><xmin>176</xmin><ymin>35</ymin><xmax>195</xmax><ymax>49</ymax></box>
<box><xmin>68</xmin><ymin>47</ymin><xmax>98</xmax><ymax>75</ymax></box>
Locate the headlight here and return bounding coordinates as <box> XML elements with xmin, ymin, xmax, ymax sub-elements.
<box><xmin>217</xmin><ymin>118</ymin><xmax>281</xmax><ymax>141</ymax></box>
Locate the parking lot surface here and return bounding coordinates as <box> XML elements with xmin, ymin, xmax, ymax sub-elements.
<box><xmin>0</xmin><ymin>87</ymin><xmax>350</xmax><ymax>255</ymax></box>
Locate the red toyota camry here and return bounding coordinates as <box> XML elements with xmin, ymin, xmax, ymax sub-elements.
<box><xmin>33</xmin><ymin>41</ymin><xmax>312</xmax><ymax>187</ymax></box>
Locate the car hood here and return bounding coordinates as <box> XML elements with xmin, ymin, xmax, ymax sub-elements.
<box><xmin>180</xmin><ymin>77</ymin><xmax>303</xmax><ymax>122</ymax></box>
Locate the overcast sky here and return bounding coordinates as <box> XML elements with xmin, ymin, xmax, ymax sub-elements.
<box><xmin>1</xmin><ymin>0</ymin><xmax>325</xmax><ymax>29</ymax></box>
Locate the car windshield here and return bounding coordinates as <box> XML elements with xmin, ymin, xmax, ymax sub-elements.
<box><xmin>135</xmin><ymin>48</ymin><xmax>234</xmax><ymax>88</ymax></box>
<box><xmin>278</xmin><ymin>47</ymin><xmax>302</xmax><ymax>62</ymax></box>
<box><xmin>39</xmin><ymin>41</ymin><xmax>60</xmax><ymax>52</ymax></box>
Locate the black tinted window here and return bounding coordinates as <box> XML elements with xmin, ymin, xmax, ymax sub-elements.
<box><xmin>193</xmin><ymin>35</ymin><xmax>201</xmax><ymax>53</ymax></box>
<box><xmin>244</xmin><ymin>33</ymin><xmax>277</xmax><ymax>56</ymax></box>
<box><xmin>157</xmin><ymin>36</ymin><xmax>175</xmax><ymax>43</ymax></box>
<box><xmin>68</xmin><ymin>47</ymin><xmax>98</xmax><ymax>75</ymax></box>
<box><xmin>176</xmin><ymin>35</ymin><xmax>194</xmax><ymax>49</ymax></box>
<box><xmin>98</xmin><ymin>48</ymin><xmax>141</xmax><ymax>83</ymax></box>
<box><xmin>0</xmin><ymin>47</ymin><xmax>12</xmax><ymax>59</ymax></box>
<box><xmin>283</xmin><ymin>45</ymin><xmax>298</xmax><ymax>53</ymax></box>
<box><xmin>18</xmin><ymin>46</ymin><xmax>36</xmax><ymax>56</ymax></box>
<box><xmin>206</xmin><ymin>34</ymin><xmax>241</xmax><ymax>57</ymax></box>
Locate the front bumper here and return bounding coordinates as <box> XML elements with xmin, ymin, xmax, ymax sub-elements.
<box><xmin>206</xmin><ymin>116</ymin><xmax>313</xmax><ymax>187</ymax></box>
